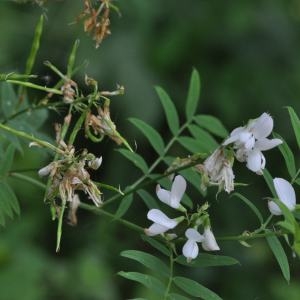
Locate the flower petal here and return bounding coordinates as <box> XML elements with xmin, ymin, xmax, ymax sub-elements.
<box><xmin>156</xmin><ymin>185</ymin><xmax>171</xmax><ymax>206</ymax></box>
<box><xmin>255</xmin><ymin>138</ymin><xmax>282</xmax><ymax>151</ymax></box>
<box><xmin>185</xmin><ymin>228</ymin><xmax>204</xmax><ymax>242</ymax></box>
<box><xmin>147</xmin><ymin>209</ymin><xmax>177</xmax><ymax>228</ymax></box>
<box><xmin>182</xmin><ymin>240</ymin><xmax>199</xmax><ymax>260</ymax></box>
<box><xmin>170</xmin><ymin>175</ymin><xmax>186</xmax><ymax>208</ymax></box>
<box><xmin>222</xmin><ymin>126</ymin><xmax>244</xmax><ymax>145</ymax></box>
<box><xmin>268</xmin><ymin>200</ymin><xmax>282</xmax><ymax>216</ymax></box>
<box><xmin>273</xmin><ymin>178</ymin><xmax>296</xmax><ymax>211</ymax></box>
<box><xmin>250</xmin><ymin>113</ymin><xmax>273</xmax><ymax>139</ymax></box>
<box><xmin>145</xmin><ymin>223</ymin><xmax>169</xmax><ymax>236</ymax></box>
<box><xmin>246</xmin><ymin>149</ymin><xmax>265</xmax><ymax>174</ymax></box>
<box><xmin>202</xmin><ymin>228</ymin><xmax>220</xmax><ymax>251</ymax></box>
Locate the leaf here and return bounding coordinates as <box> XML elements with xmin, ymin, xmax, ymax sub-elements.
<box><xmin>129</xmin><ymin>118</ymin><xmax>165</xmax><ymax>155</ymax></box>
<box><xmin>118</xmin><ymin>271</ymin><xmax>165</xmax><ymax>296</ymax></box>
<box><xmin>1</xmin><ymin>83</ymin><xmax>17</xmax><ymax>118</ymax></box>
<box><xmin>266</xmin><ymin>234</ymin><xmax>290</xmax><ymax>283</ymax></box>
<box><xmin>114</xmin><ymin>194</ymin><xmax>133</xmax><ymax>219</ymax></box>
<box><xmin>155</xmin><ymin>86</ymin><xmax>180</xmax><ymax>136</ymax></box>
<box><xmin>263</xmin><ymin>169</ymin><xmax>276</xmax><ymax>197</ymax></box>
<box><xmin>194</xmin><ymin>114</ymin><xmax>229</xmax><ymax>138</ymax></box>
<box><xmin>286</xmin><ymin>106</ymin><xmax>300</xmax><ymax>148</ymax></box>
<box><xmin>117</xmin><ymin>149</ymin><xmax>148</xmax><ymax>174</ymax></box>
<box><xmin>274</xmin><ymin>133</ymin><xmax>296</xmax><ymax>178</ymax></box>
<box><xmin>168</xmin><ymin>293</ymin><xmax>190</xmax><ymax>300</ymax></box>
<box><xmin>173</xmin><ymin>276</ymin><xmax>222</xmax><ymax>300</ymax></box>
<box><xmin>178</xmin><ymin>136</ymin><xmax>212</xmax><ymax>153</ymax></box>
<box><xmin>141</xmin><ymin>235</ymin><xmax>170</xmax><ymax>256</ymax></box>
<box><xmin>186</xmin><ymin>69</ymin><xmax>200</xmax><ymax>121</ymax></box>
<box><xmin>120</xmin><ymin>250</ymin><xmax>169</xmax><ymax>278</ymax></box>
<box><xmin>0</xmin><ymin>144</ymin><xmax>15</xmax><ymax>177</ymax></box>
<box><xmin>137</xmin><ymin>190</ymin><xmax>160</xmax><ymax>209</ymax></box>
<box><xmin>176</xmin><ymin>253</ymin><xmax>239</xmax><ymax>268</ymax></box>
<box><xmin>188</xmin><ymin>125</ymin><xmax>218</xmax><ymax>152</ymax></box>
<box><xmin>231</xmin><ymin>193</ymin><xmax>263</xmax><ymax>225</ymax></box>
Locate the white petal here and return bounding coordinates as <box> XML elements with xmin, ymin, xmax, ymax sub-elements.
<box><xmin>156</xmin><ymin>186</ymin><xmax>171</xmax><ymax>206</ymax></box>
<box><xmin>145</xmin><ymin>223</ymin><xmax>169</xmax><ymax>236</ymax></box>
<box><xmin>268</xmin><ymin>200</ymin><xmax>282</xmax><ymax>216</ymax></box>
<box><xmin>182</xmin><ymin>240</ymin><xmax>199</xmax><ymax>260</ymax></box>
<box><xmin>202</xmin><ymin>228</ymin><xmax>220</xmax><ymax>251</ymax></box>
<box><xmin>239</xmin><ymin>131</ymin><xmax>254</xmax><ymax>149</ymax></box>
<box><xmin>255</xmin><ymin>138</ymin><xmax>282</xmax><ymax>151</ymax></box>
<box><xmin>274</xmin><ymin>178</ymin><xmax>296</xmax><ymax>211</ymax></box>
<box><xmin>170</xmin><ymin>175</ymin><xmax>186</xmax><ymax>208</ymax></box>
<box><xmin>250</xmin><ymin>113</ymin><xmax>273</xmax><ymax>139</ymax></box>
<box><xmin>246</xmin><ymin>150</ymin><xmax>265</xmax><ymax>173</ymax></box>
<box><xmin>147</xmin><ymin>209</ymin><xmax>177</xmax><ymax>228</ymax></box>
<box><xmin>185</xmin><ymin>228</ymin><xmax>204</xmax><ymax>242</ymax></box>
<box><xmin>222</xmin><ymin>126</ymin><xmax>244</xmax><ymax>145</ymax></box>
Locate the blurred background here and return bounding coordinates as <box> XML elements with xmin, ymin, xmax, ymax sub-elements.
<box><xmin>0</xmin><ymin>0</ymin><xmax>300</xmax><ymax>299</ymax></box>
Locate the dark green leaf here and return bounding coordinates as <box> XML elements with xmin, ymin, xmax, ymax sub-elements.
<box><xmin>129</xmin><ymin>118</ymin><xmax>165</xmax><ymax>155</ymax></box>
<box><xmin>155</xmin><ymin>86</ymin><xmax>180</xmax><ymax>136</ymax></box>
<box><xmin>263</xmin><ymin>169</ymin><xmax>276</xmax><ymax>197</ymax></box>
<box><xmin>173</xmin><ymin>276</ymin><xmax>222</xmax><ymax>300</ymax></box>
<box><xmin>141</xmin><ymin>235</ymin><xmax>170</xmax><ymax>256</ymax></box>
<box><xmin>121</xmin><ymin>250</ymin><xmax>169</xmax><ymax>277</ymax></box>
<box><xmin>1</xmin><ymin>83</ymin><xmax>17</xmax><ymax>118</ymax></box>
<box><xmin>0</xmin><ymin>144</ymin><xmax>15</xmax><ymax>177</ymax></box>
<box><xmin>114</xmin><ymin>194</ymin><xmax>133</xmax><ymax>219</ymax></box>
<box><xmin>117</xmin><ymin>149</ymin><xmax>148</xmax><ymax>174</ymax></box>
<box><xmin>188</xmin><ymin>125</ymin><xmax>218</xmax><ymax>152</ymax></box>
<box><xmin>176</xmin><ymin>253</ymin><xmax>239</xmax><ymax>268</ymax></box>
<box><xmin>266</xmin><ymin>233</ymin><xmax>290</xmax><ymax>283</ymax></box>
<box><xmin>178</xmin><ymin>136</ymin><xmax>212</xmax><ymax>153</ymax></box>
<box><xmin>168</xmin><ymin>293</ymin><xmax>190</xmax><ymax>300</ymax></box>
<box><xmin>186</xmin><ymin>69</ymin><xmax>200</xmax><ymax>121</ymax></box>
<box><xmin>286</xmin><ymin>106</ymin><xmax>300</xmax><ymax>148</ymax></box>
<box><xmin>137</xmin><ymin>189</ymin><xmax>160</xmax><ymax>209</ymax></box>
<box><xmin>274</xmin><ymin>133</ymin><xmax>296</xmax><ymax>178</ymax></box>
<box><xmin>118</xmin><ymin>271</ymin><xmax>165</xmax><ymax>296</ymax></box>
<box><xmin>231</xmin><ymin>193</ymin><xmax>263</xmax><ymax>225</ymax></box>
<box><xmin>194</xmin><ymin>114</ymin><xmax>229</xmax><ymax>138</ymax></box>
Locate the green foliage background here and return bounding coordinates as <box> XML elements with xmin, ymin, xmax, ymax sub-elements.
<box><xmin>0</xmin><ymin>0</ymin><xmax>300</xmax><ymax>299</ymax></box>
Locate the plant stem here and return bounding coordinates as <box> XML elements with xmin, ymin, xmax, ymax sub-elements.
<box><xmin>217</xmin><ymin>231</ymin><xmax>283</xmax><ymax>241</ymax></box>
<box><xmin>164</xmin><ymin>247</ymin><xmax>174</xmax><ymax>300</ymax></box>
<box><xmin>10</xmin><ymin>172</ymin><xmax>46</xmax><ymax>190</ymax></box>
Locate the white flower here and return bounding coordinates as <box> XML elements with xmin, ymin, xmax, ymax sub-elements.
<box><xmin>203</xmin><ymin>148</ymin><xmax>235</xmax><ymax>193</ymax></box>
<box><xmin>156</xmin><ymin>175</ymin><xmax>186</xmax><ymax>210</ymax></box>
<box><xmin>182</xmin><ymin>228</ymin><xmax>204</xmax><ymax>261</ymax></box>
<box><xmin>145</xmin><ymin>209</ymin><xmax>180</xmax><ymax>236</ymax></box>
<box><xmin>88</xmin><ymin>156</ymin><xmax>103</xmax><ymax>170</ymax></box>
<box><xmin>268</xmin><ymin>178</ymin><xmax>296</xmax><ymax>215</ymax></box>
<box><xmin>223</xmin><ymin>113</ymin><xmax>282</xmax><ymax>174</ymax></box>
<box><xmin>201</xmin><ymin>227</ymin><xmax>220</xmax><ymax>251</ymax></box>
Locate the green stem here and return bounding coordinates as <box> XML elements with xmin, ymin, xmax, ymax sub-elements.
<box><xmin>291</xmin><ymin>168</ymin><xmax>300</xmax><ymax>184</ymax></box>
<box><xmin>10</xmin><ymin>172</ymin><xmax>46</xmax><ymax>190</ymax></box>
<box><xmin>0</xmin><ymin>122</ymin><xmax>64</xmax><ymax>154</ymax></box>
<box><xmin>217</xmin><ymin>231</ymin><xmax>283</xmax><ymax>241</ymax></box>
<box><xmin>0</xmin><ymin>73</ymin><xmax>37</xmax><ymax>81</ymax></box>
<box><xmin>164</xmin><ymin>247</ymin><xmax>174</xmax><ymax>300</ymax></box>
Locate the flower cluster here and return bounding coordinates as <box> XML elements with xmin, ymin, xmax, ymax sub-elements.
<box><xmin>145</xmin><ymin>175</ymin><xmax>220</xmax><ymax>261</ymax></box>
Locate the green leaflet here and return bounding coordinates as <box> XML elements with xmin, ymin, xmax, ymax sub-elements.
<box><xmin>263</xmin><ymin>169</ymin><xmax>276</xmax><ymax>197</ymax></box>
<box><xmin>118</xmin><ymin>271</ymin><xmax>165</xmax><ymax>296</ymax></box>
<box><xmin>114</xmin><ymin>194</ymin><xmax>133</xmax><ymax>219</ymax></box>
<box><xmin>193</xmin><ymin>114</ymin><xmax>229</xmax><ymax>138</ymax></box>
<box><xmin>168</xmin><ymin>293</ymin><xmax>190</xmax><ymax>300</ymax></box>
<box><xmin>266</xmin><ymin>233</ymin><xmax>290</xmax><ymax>283</ymax></box>
<box><xmin>129</xmin><ymin>118</ymin><xmax>165</xmax><ymax>155</ymax></box>
<box><xmin>0</xmin><ymin>144</ymin><xmax>15</xmax><ymax>177</ymax></box>
<box><xmin>120</xmin><ymin>250</ymin><xmax>169</xmax><ymax>278</ymax></box>
<box><xmin>137</xmin><ymin>189</ymin><xmax>160</xmax><ymax>209</ymax></box>
<box><xmin>178</xmin><ymin>136</ymin><xmax>211</xmax><ymax>153</ymax></box>
<box><xmin>185</xmin><ymin>69</ymin><xmax>201</xmax><ymax>121</ymax></box>
<box><xmin>155</xmin><ymin>86</ymin><xmax>180</xmax><ymax>136</ymax></box>
<box><xmin>176</xmin><ymin>253</ymin><xmax>239</xmax><ymax>268</ymax></box>
<box><xmin>141</xmin><ymin>235</ymin><xmax>170</xmax><ymax>256</ymax></box>
<box><xmin>274</xmin><ymin>133</ymin><xmax>296</xmax><ymax>179</ymax></box>
<box><xmin>286</xmin><ymin>106</ymin><xmax>300</xmax><ymax>148</ymax></box>
<box><xmin>1</xmin><ymin>83</ymin><xmax>17</xmax><ymax>118</ymax></box>
<box><xmin>231</xmin><ymin>193</ymin><xmax>263</xmax><ymax>225</ymax></box>
<box><xmin>173</xmin><ymin>276</ymin><xmax>222</xmax><ymax>300</ymax></box>
<box><xmin>117</xmin><ymin>149</ymin><xmax>148</xmax><ymax>174</ymax></box>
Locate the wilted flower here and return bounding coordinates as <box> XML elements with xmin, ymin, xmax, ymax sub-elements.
<box><xmin>201</xmin><ymin>227</ymin><xmax>220</xmax><ymax>251</ymax></box>
<box><xmin>61</xmin><ymin>80</ymin><xmax>77</xmax><ymax>104</ymax></box>
<box><xmin>182</xmin><ymin>228</ymin><xmax>204</xmax><ymax>262</ymax></box>
<box><xmin>67</xmin><ymin>194</ymin><xmax>81</xmax><ymax>226</ymax></box>
<box><xmin>156</xmin><ymin>175</ymin><xmax>187</xmax><ymax>211</ymax></box>
<box><xmin>88</xmin><ymin>156</ymin><xmax>103</xmax><ymax>170</ymax></box>
<box><xmin>223</xmin><ymin>113</ymin><xmax>282</xmax><ymax>174</ymax></box>
<box><xmin>200</xmin><ymin>147</ymin><xmax>235</xmax><ymax>193</ymax></box>
<box><xmin>268</xmin><ymin>178</ymin><xmax>296</xmax><ymax>215</ymax></box>
<box><xmin>144</xmin><ymin>209</ymin><xmax>183</xmax><ymax>236</ymax></box>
